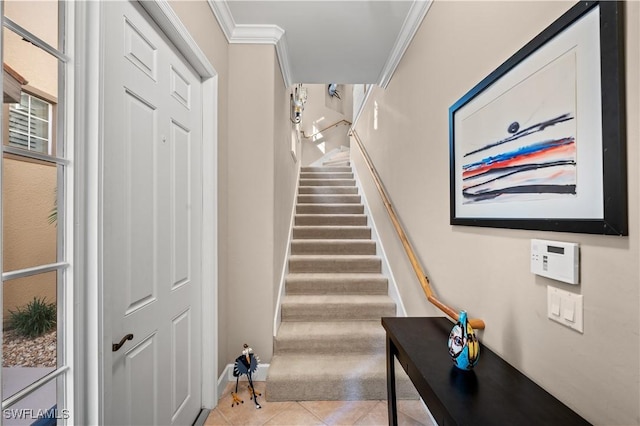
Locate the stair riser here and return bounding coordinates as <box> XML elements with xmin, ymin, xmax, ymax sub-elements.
<box><xmin>296</xmin><ymin>204</ymin><xmax>363</xmax><ymax>214</ymax></box>
<box><xmin>295</xmin><ymin>215</ymin><xmax>367</xmax><ymax>226</ymax></box>
<box><xmin>322</xmin><ymin>160</ymin><xmax>350</xmax><ymax>167</ymax></box>
<box><xmin>282</xmin><ymin>303</ymin><xmax>395</xmax><ymax>322</ymax></box>
<box><xmin>301</xmin><ymin>166</ymin><xmax>351</xmax><ymax>173</ymax></box>
<box><xmin>289</xmin><ymin>258</ymin><xmax>381</xmax><ymax>273</ymax></box>
<box><xmin>290</xmin><ymin>240</ymin><xmax>376</xmax><ymax>255</ymax></box>
<box><xmin>274</xmin><ymin>335</ymin><xmax>384</xmax><ymax>354</ymax></box>
<box><xmin>286</xmin><ymin>281</ymin><xmax>387</xmax><ymax>295</ymax></box>
<box><xmin>298</xmin><ymin>195</ymin><xmax>361</xmax><ymax>204</ymax></box>
<box><xmin>300</xmin><ymin>172</ymin><xmax>354</xmax><ymax>180</ymax></box>
<box><xmin>299</xmin><ymin>179</ymin><xmax>355</xmax><ymax>187</ymax></box>
<box><xmin>293</xmin><ymin>227</ymin><xmax>371</xmax><ymax>239</ymax></box>
<box><xmin>298</xmin><ymin>186</ymin><xmax>358</xmax><ymax>194</ymax></box>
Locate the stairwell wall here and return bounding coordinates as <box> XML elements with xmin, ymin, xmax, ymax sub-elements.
<box><xmin>352</xmin><ymin>1</ymin><xmax>639</xmax><ymax>425</ymax></box>
<box><xmin>227</xmin><ymin>44</ymin><xmax>278</xmax><ymax>364</ymax></box>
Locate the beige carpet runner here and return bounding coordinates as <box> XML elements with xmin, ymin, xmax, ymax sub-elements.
<box><xmin>266</xmin><ymin>165</ymin><xmax>416</xmax><ymax>401</ymax></box>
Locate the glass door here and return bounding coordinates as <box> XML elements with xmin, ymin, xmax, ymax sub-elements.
<box><xmin>1</xmin><ymin>1</ymin><xmax>72</xmax><ymax>424</ymax></box>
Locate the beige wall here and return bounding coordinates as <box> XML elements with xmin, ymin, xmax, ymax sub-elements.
<box><xmin>3</xmin><ymin>1</ymin><xmax>58</xmax><ymax>99</ymax></box>
<box><xmin>2</xmin><ymin>157</ymin><xmax>57</xmax><ymax>320</ymax></box>
<box><xmin>353</xmin><ymin>1</ymin><xmax>639</xmax><ymax>424</ymax></box>
<box><xmin>2</xmin><ymin>1</ymin><xmax>59</xmax><ymax>322</ymax></box>
<box><xmin>273</xmin><ymin>72</ymin><xmax>299</xmax><ymax>309</ymax></box>
<box><xmin>226</xmin><ymin>43</ymin><xmax>277</xmax><ymax>362</ymax></box>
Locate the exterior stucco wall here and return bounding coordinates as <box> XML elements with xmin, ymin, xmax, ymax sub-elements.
<box><xmin>2</xmin><ymin>1</ymin><xmax>59</xmax><ymax>321</ymax></box>
<box><xmin>2</xmin><ymin>158</ymin><xmax>57</xmax><ymax>321</ymax></box>
<box><xmin>352</xmin><ymin>2</ymin><xmax>640</xmax><ymax>424</ymax></box>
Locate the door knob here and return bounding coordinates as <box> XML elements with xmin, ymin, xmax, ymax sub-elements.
<box><xmin>112</xmin><ymin>334</ymin><xmax>134</xmax><ymax>352</ymax></box>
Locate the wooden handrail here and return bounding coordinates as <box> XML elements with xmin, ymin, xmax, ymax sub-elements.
<box><xmin>351</xmin><ymin>130</ymin><xmax>485</xmax><ymax>330</ymax></box>
<box><xmin>302</xmin><ymin>119</ymin><xmax>352</xmax><ymax>139</ymax></box>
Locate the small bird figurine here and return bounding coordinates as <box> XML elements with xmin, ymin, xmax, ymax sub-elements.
<box><xmin>231</xmin><ymin>343</ymin><xmax>261</xmax><ymax>409</ymax></box>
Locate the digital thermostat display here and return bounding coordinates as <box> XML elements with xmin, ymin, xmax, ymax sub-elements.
<box><xmin>547</xmin><ymin>245</ymin><xmax>565</xmax><ymax>255</ymax></box>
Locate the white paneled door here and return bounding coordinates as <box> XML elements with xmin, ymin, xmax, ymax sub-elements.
<box><xmin>103</xmin><ymin>1</ymin><xmax>203</xmax><ymax>424</ymax></box>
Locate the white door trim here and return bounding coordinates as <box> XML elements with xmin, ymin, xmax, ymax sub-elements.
<box><xmin>79</xmin><ymin>1</ymin><xmax>218</xmax><ymax>423</ymax></box>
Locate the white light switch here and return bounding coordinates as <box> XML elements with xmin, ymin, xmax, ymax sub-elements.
<box><xmin>550</xmin><ymin>293</ymin><xmax>561</xmax><ymax>316</ymax></box>
<box><xmin>562</xmin><ymin>299</ymin><xmax>575</xmax><ymax>322</ymax></box>
<box><xmin>547</xmin><ymin>286</ymin><xmax>583</xmax><ymax>333</ymax></box>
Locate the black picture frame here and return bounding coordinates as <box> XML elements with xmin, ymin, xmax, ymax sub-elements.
<box><xmin>449</xmin><ymin>1</ymin><xmax>627</xmax><ymax>235</ymax></box>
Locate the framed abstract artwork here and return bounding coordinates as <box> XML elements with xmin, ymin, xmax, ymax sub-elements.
<box><xmin>449</xmin><ymin>1</ymin><xmax>627</xmax><ymax>235</ymax></box>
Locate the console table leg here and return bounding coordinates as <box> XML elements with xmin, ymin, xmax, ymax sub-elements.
<box><xmin>387</xmin><ymin>336</ymin><xmax>398</xmax><ymax>426</ymax></box>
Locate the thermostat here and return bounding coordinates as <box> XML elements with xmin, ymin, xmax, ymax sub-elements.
<box><xmin>531</xmin><ymin>239</ymin><xmax>579</xmax><ymax>284</ymax></box>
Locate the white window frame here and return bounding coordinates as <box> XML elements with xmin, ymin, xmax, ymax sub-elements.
<box><xmin>1</xmin><ymin>2</ymin><xmax>75</xmax><ymax>424</ymax></box>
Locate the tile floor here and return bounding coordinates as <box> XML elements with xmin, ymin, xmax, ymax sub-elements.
<box><xmin>205</xmin><ymin>382</ymin><xmax>435</xmax><ymax>426</ymax></box>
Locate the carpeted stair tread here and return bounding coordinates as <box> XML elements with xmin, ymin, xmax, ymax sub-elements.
<box><xmin>298</xmin><ymin>194</ymin><xmax>361</xmax><ymax>204</ymax></box>
<box><xmin>296</xmin><ymin>204</ymin><xmax>364</xmax><ymax>214</ymax></box>
<box><xmin>281</xmin><ymin>294</ymin><xmax>395</xmax><ymax>321</ymax></box>
<box><xmin>301</xmin><ymin>166</ymin><xmax>351</xmax><ymax>173</ymax></box>
<box><xmin>290</xmin><ymin>239</ymin><xmax>376</xmax><ymax>255</ymax></box>
<box><xmin>266</xmin><ymin>354</ymin><xmax>417</xmax><ymax>401</ymax></box>
<box><xmin>300</xmin><ymin>172</ymin><xmax>354</xmax><ymax>179</ymax></box>
<box><xmin>299</xmin><ymin>179</ymin><xmax>356</xmax><ymax>187</ymax></box>
<box><xmin>293</xmin><ymin>226</ymin><xmax>371</xmax><ymax>239</ymax></box>
<box><xmin>298</xmin><ymin>186</ymin><xmax>358</xmax><ymax>194</ymax></box>
<box><xmin>268</xmin><ymin>164</ymin><xmax>411</xmax><ymax>402</ymax></box>
<box><xmin>285</xmin><ymin>273</ymin><xmax>388</xmax><ymax>295</ymax></box>
<box><xmin>288</xmin><ymin>255</ymin><xmax>381</xmax><ymax>273</ymax></box>
<box><xmin>295</xmin><ymin>214</ymin><xmax>367</xmax><ymax>226</ymax></box>
<box><xmin>274</xmin><ymin>321</ymin><xmax>385</xmax><ymax>354</ymax></box>
<box><xmin>322</xmin><ymin>159</ymin><xmax>350</xmax><ymax>167</ymax></box>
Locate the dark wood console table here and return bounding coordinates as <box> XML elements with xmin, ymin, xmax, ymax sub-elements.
<box><xmin>382</xmin><ymin>317</ymin><xmax>590</xmax><ymax>425</ymax></box>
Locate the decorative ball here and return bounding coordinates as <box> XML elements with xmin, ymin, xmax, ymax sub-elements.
<box><xmin>447</xmin><ymin>311</ymin><xmax>480</xmax><ymax>370</ymax></box>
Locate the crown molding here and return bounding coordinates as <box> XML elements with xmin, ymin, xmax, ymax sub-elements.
<box><xmin>230</xmin><ymin>24</ymin><xmax>285</xmax><ymax>44</ymax></box>
<box><xmin>207</xmin><ymin>0</ymin><xmax>236</xmax><ymax>41</ymax></box>
<box><xmin>378</xmin><ymin>0</ymin><xmax>433</xmax><ymax>88</ymax></box>
<box><xmin>207</xmin><ymin>1</ymin><xmax>294</xmax><ymax>87</ymax></box>
<box><xmin>275</xmin><ymin>34</ymin><xmax>294</xmax><ymax>88</ymax></box>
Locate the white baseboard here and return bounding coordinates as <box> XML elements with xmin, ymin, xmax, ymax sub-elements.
<box><xmin>217</xmin><ymin>363</ymin><xmax>270</xmax><ymax>400</ymax></box>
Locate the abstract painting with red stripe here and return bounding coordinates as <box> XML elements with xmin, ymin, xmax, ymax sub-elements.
<box><xmin>458</xmin><ymin>49</ymin><xmax>577</xmax><ymax>205</ymax></box>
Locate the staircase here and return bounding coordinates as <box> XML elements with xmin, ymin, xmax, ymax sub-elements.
<box><xmin>266</xmin><ymin>165</ymin><xmax>416</xmax><ymax>401</ymax></box>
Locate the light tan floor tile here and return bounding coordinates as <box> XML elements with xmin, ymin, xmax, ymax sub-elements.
<box><xmin>264</xmin><ymin>403</ymin><xmax>325</xmax><ymax>426</ymax></box>
<box><xmin>211</xmin><ymin>382</ymin><xmax>430</xmax><ymax>426</ymax></box>
<box><xmin>397</xmin><ymin>400</ymin><xmax>434</xmax><ymax>425</ymax></box>
<box><xmin>204</xmin><ymin>408</ymin><xmax>231</xmax><ymax>425</ymax></box>
<box><xmin>353</xmin><ymin>401</ymin><xmax>425</xmax><ymax>426</ymax></box>
<box><xmin>300</xmin><ymin>400</ymin><xmax>379</xmax><ymax>425</ymax></box>
<box><xmin>215</xmin><ymin>382</ymin><xmax>293</xmax><ymax>425</ymax></box>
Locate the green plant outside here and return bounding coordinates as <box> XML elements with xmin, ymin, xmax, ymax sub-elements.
<box><xmin>9</xmin><ymin>296</ymin><xmax>56</xmax><ymax>338</ymax></box>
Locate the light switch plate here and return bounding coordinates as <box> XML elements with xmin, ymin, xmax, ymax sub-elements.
<box><xmin>547</xmin><ymin>286</ymin><xmax>583</xmax><ymax>333</ymax></box>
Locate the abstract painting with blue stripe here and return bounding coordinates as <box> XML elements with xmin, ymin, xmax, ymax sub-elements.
<box><xmin>459</xmin><ymin>49</ymin><xmax>577</xmax><ymax>205</ymax></box>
